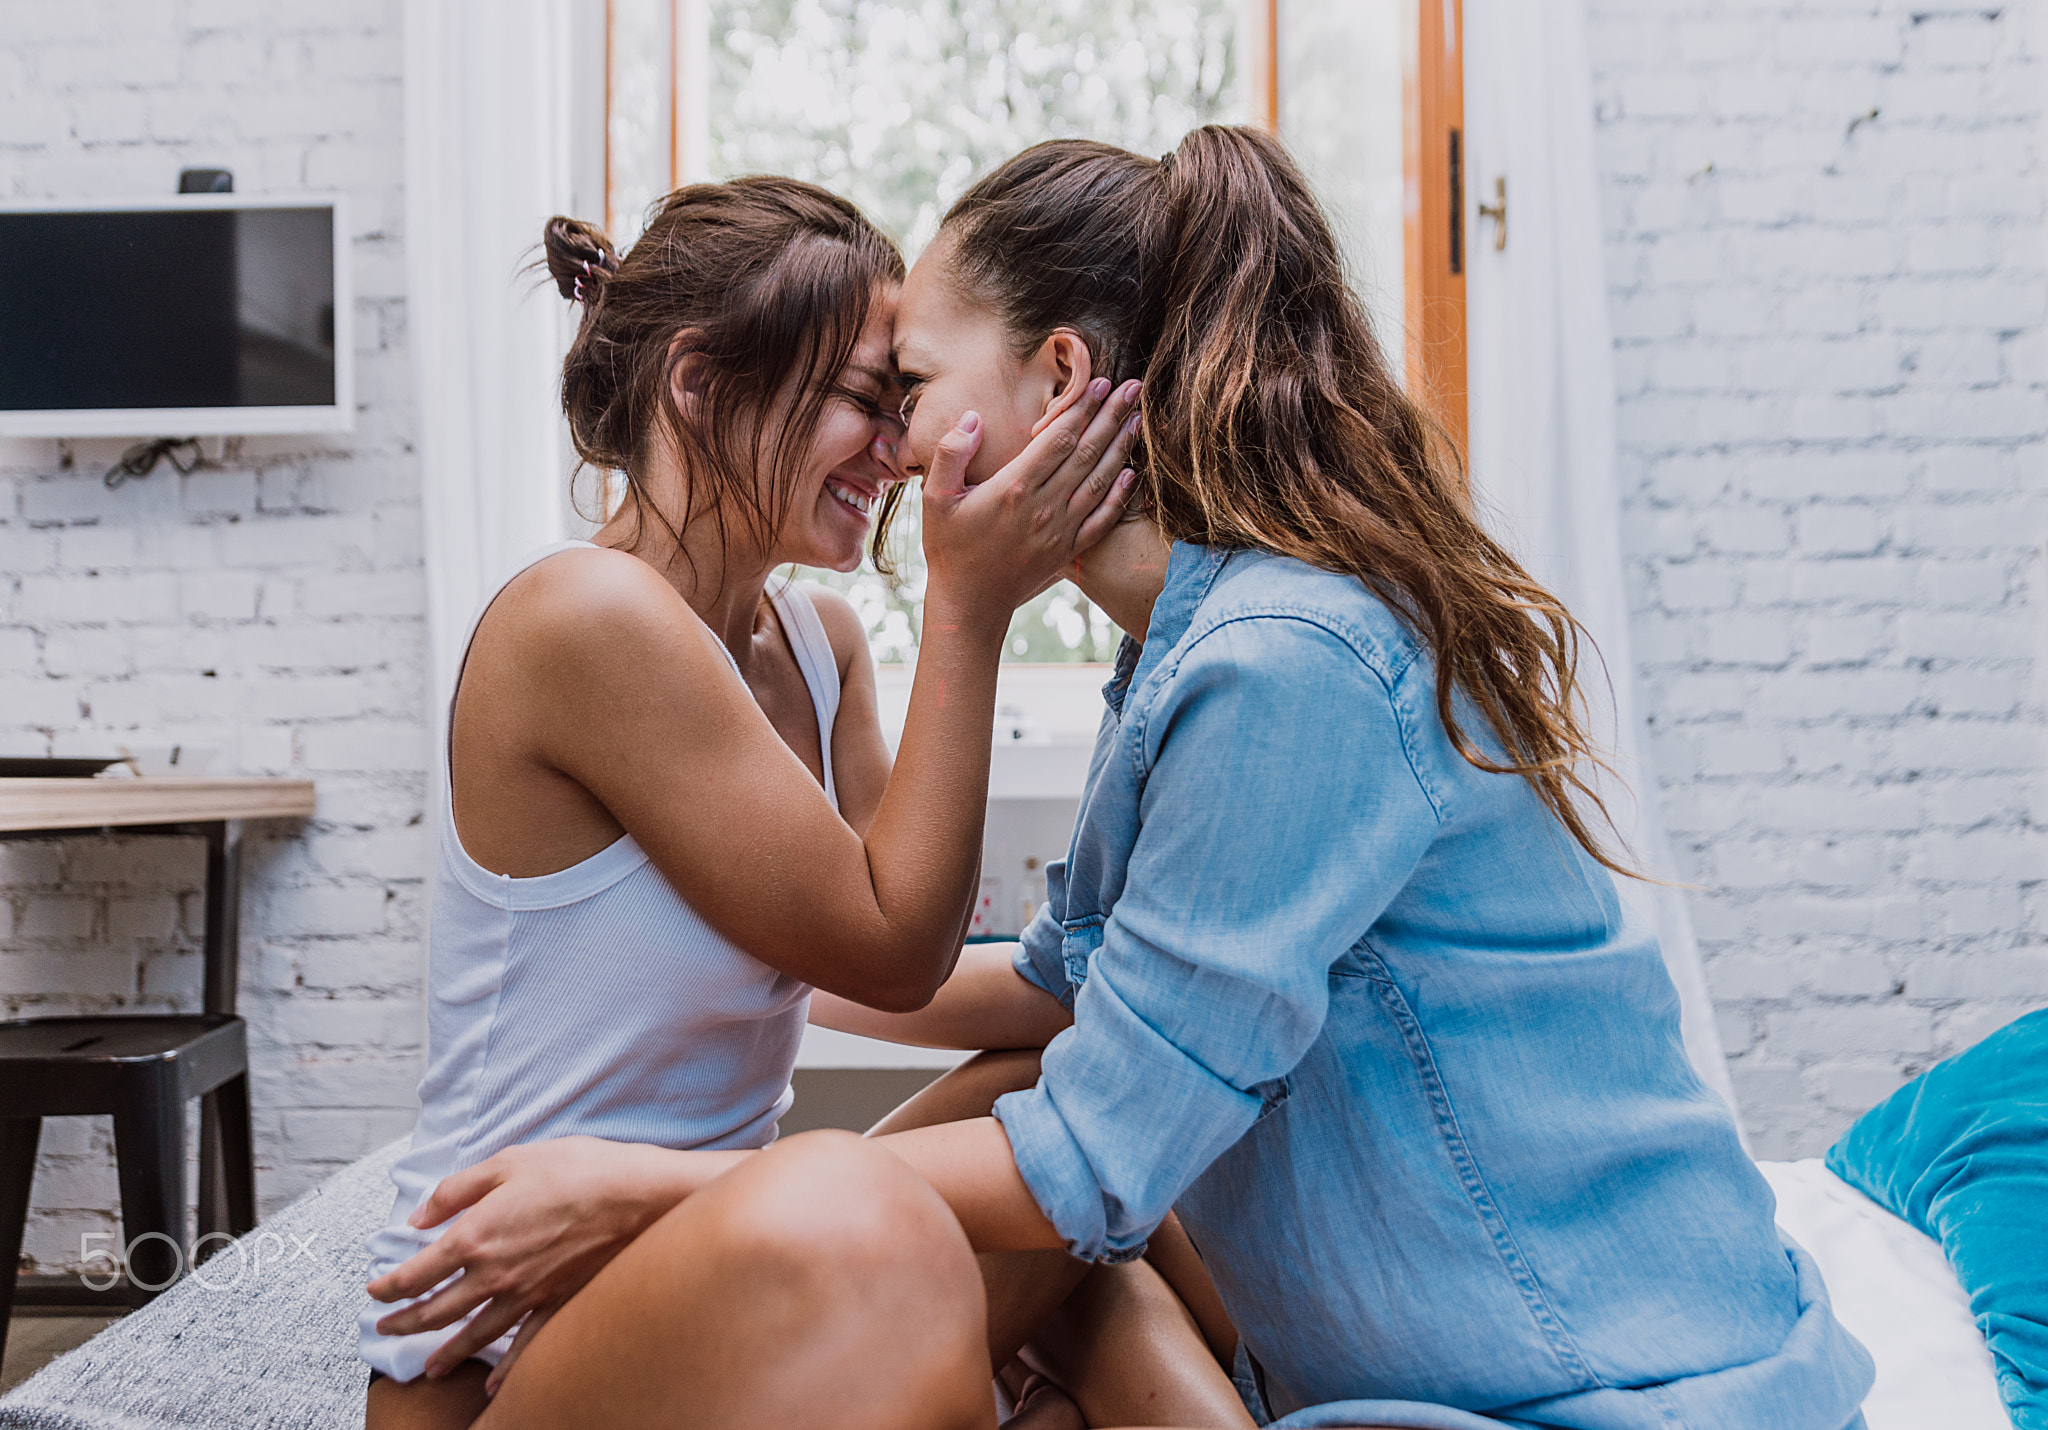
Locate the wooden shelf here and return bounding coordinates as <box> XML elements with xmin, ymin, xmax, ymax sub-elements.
<box><xmin>0</xmin><ymin>778</ymin><xmax>317</xmax><ymax>834</ymax></box>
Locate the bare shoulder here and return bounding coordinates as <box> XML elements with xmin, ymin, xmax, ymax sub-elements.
<box><xmin>482</xmin><ymin>545</ymin><xmax>722</xmax><ymax>680</ymax></box>
<box><xmin>795</xmin><ymin>584</ymin><xmax>874</xmax><ymax>684</ymax></box>
<box><xmin>500</xmin><ymin>543</ymin><xmax>673</xmax><ymax>617</ymax></box>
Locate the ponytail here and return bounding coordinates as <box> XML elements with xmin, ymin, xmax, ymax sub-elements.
<box><xmin>941</xmin><ymin>127</ymin><xmax>1631</xmax><ymax>877</ymax></box>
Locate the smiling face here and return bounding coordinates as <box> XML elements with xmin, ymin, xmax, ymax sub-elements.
<box><xmin>762</xmin><ymin>287</ymin><xmax>907</xmax><ymax>573</ymax></box>
<box><xmin>891</xmin><ymin>234</ymin><xmax>1079</xmax><ymax>485</ymax></box>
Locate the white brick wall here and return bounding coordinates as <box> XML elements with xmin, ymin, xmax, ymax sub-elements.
<box><xmin>1588</xmin><ymin>1</ymin><xmax>2048</xmax><ymax>1156</ymax></box>
<box><xmin>5</xmin><ymin>0</ymin><xmax>2045</xmax><ymax>1281</ymax></box>
<box><xmin>1</xmin><ymin>0</ymin><xmax>426</xmax><ymax>1272</ymax></box>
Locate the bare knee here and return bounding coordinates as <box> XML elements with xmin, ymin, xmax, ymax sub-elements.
<box><xmin>482</xmin><ymin>1133</ymin><xmax>995</xmax><ymax>1430</ymax></box>
<box><xmin>723</xmin><ymin>1130</ymin><xmax>975</xmax><ymax>1276</ymax></box>
<box><xmin>1064</xmin><ymin>1256</ymin><xmax>1188</xmax><ymax>1330</ymax></box>
<box><xmin>662</xmin><ymin>1128</ymin><xmax>985</xmax><ymax>1354</ymax></box>
<box><xmin>684</xmin><ymin>1130</ymin><xmax>992</xmax><ymax>1422</ymax></box>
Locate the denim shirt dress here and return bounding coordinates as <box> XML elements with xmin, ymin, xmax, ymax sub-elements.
<box><xmin>991</xmin><ymin>543</ymin><xmax>1874</xmax><ymax>1430</ymax></box>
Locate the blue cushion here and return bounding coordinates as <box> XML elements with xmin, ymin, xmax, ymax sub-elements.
<box><xmin>1826</xmin><ymin>1008</ymin><xmax>2048</xmax><ymax>1430</ymax></box>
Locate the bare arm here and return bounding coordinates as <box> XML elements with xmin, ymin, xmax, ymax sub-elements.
<box><xmin>371</xmin><ymin>1118</ymin><xmax>1059</xmax><ymax>1374</ymax></box>
<box><xmin>808</xmin><ymin>585</ymin><xmax>892</xmax><ymax>838</ymax></box>
<box><xmin>808</xmin><ymin>943</ymin><xmax>1073</xmax><ymax>1050</ymax></box>
<box><xmin>511</xmin><ymin>384</ymin><xmax>1139</xmax><ymax>1012</ymax></box>
<box><xmin>875</xmin><ymin>1117</ymin><xmax>1063</xmax><ymax>1252</ymax></box>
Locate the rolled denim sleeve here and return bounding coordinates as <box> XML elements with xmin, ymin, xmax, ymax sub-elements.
<box><xmin>1012</xmin><ymin>866</ymin><xmax>1075</xmax><ymax>1010</ymax></box>
<box><xmin>994</xmin><ymin>616</ymin><xmax>1442</xmax><ymax>1262</ymax></box>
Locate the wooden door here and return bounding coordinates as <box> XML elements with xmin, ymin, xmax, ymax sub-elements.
<box><xmin>1405</xmin><ymin>0</ymin><xmax>1467</xmax><ymax>453</ymax></box>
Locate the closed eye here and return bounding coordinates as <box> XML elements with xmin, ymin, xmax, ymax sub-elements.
<box><xmin>895</xmin><ymin>375</ymin><xmax>927</xmax><ymax>425</ymax></box>
<box><xmin>831</xmin><ymin>384</ymin><xmax>897</xmax><ymax>428</ymax></box>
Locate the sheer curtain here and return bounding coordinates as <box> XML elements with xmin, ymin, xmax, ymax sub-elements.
<box><xmin>403</xmin><ymin>0</ymin><xmax>579</xmax><ymax>706</ymax></box>
<box><xmin>1463</xmin><ymin>0</ymin><xmax>1742</xmax><ymax>1128</ymax></box>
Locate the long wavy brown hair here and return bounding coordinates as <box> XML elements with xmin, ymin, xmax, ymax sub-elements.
<box><xmin>941</xmin><ymin>126</ymin><xmax>1632</xmax><ymax>875</ymax></box>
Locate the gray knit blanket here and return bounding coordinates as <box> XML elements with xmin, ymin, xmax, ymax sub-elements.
<box><xmin>0</xmin><ymin>1139</ymin><xmax>405</xmax><ymax>1430</ymax></box>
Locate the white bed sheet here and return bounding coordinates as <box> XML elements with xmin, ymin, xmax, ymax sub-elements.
<box><xmin>1759</xmin><ymin>1158</ymin><xmax>2008</xmax><ymax>1430</ymax></box>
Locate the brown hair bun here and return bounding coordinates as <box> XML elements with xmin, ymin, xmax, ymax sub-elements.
<box><xmin>542</xmin><ymin>215</ymin><xmax>618</xmax><ymax>302</ymax></box>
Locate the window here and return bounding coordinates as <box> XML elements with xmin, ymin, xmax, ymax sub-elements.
<box><xmin>712</xmin><ymin>0</ymin><xmax>1242</xmax><ymax>665</ymax></box>
<box><xmin>603</xmin><ymin>0</ymin><xmax>1465</xmax><ymax>663</ymax></box>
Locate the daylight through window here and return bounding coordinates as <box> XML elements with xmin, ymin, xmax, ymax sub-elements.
<box><xmin>607</xmin><ymin>0</ymin><xmax>1416</xmax><ymax>663</ymax></box>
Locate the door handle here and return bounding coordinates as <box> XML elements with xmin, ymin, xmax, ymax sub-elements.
<box><xmin>1479</xmin><ymin>176</ymin><xmax>1507</xmax><ymax>252</ymax></box>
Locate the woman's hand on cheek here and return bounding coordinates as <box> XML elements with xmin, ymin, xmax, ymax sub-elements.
<box><xmin>921</xmin><ymin>377</ymin><xmax>1141</xmax><ymax>621</ymax></box>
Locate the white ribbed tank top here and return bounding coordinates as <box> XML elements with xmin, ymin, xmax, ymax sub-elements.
<box><xmin>360</xmin><ymin>541</ymin><xmax>842</xmax><ymax>1381</ymax></box>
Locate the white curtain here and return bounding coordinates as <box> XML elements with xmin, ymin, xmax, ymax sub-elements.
<box><xmin>404</xmin><ymin>0</ymin><xmax>578</xmax><ymax>706</ymax></box>
<box><xmin>1463</xmin><ymin>0</ymin><xmax>1743</xmax><ymax>1129</ymax></box>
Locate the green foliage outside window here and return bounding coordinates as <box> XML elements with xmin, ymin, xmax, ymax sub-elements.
<box><xmin>704</xmin><ymin>0</ymin><xmax>1244</xmax><ymax>662</ymax></box>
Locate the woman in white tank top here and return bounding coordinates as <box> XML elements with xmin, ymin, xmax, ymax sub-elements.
<box><xmin>360</xmin><ymin>179</ymin><xmax>1141</xmax><ymax>1427</ymax></box>
<box><xmin>359</xmin><ymin>563</ymin><xmax>844</xmax><ymax>1382</ymax></box>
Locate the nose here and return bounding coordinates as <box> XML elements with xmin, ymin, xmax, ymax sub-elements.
<box><xmin>870</xmin><ymin>430</ymin><xmax>910</xmax><ymax>484</ymax></box>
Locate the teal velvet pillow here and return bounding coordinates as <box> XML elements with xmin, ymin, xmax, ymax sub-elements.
<box><xmin>1826</xmin><ymin>1007</ymin><xmax>2048</xmax><ymax>1430</ymax></box>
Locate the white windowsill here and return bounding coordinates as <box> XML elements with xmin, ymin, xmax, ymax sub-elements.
<box><xmin>793</xmin><ymin>665</ymin><xmax>1105</xmax><ymax>1067</ymax></box>
<box><xmin>874</xmin><ymin>663</ymin><xmax>1109</xmax><ymax>801</ymax></box>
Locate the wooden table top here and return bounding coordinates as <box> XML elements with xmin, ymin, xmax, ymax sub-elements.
<box><xmin>0</xmin><ymin>777</ymin><xmax>317</xmax><ymax>833</ymax></box>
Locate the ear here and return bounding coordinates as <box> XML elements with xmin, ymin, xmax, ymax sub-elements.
<box><xmin>665</xmin><ymin>330</ymin><xmax>710</xmax><ymax>425</ymax></box>
<box><xmin>1027</xmin><ymin>330</ymin><xmax>1096</xmax><ymax>437</ymax></box>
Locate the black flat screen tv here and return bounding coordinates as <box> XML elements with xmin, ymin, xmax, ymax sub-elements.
<box><xmin>0</xmin><ymin>195</ymin><xmax>352</xmax><ymax>437</ymax></box>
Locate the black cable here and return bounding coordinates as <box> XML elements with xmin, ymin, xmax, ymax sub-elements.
<box><xmin>104</xmin><ymin>437</ymin><xmax>204</xmax><ymax>489</ymax></box>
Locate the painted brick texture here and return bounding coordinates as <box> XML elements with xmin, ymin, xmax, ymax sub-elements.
<box><xmin>1587</xmin><ymin>1</ymin><xmax>2048</xmax><ymax>1155</ymax></box>
<box><xmin>4</xmin><ymin>0</ymin><xmax>2045</xmax><ymax>1282</ymax></box>
<box><xmin>1</xmin><ymin>0</ymin><xmax>425</xmax><ymax>1273</ymax></box>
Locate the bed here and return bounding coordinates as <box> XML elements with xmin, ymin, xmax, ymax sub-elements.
<box><xmin>0</xmin><ymin>1143</ymin><xmax>2011</xmax><ymax>1429</ymax></box>
<box><xmin>1760</xmin><ymin>1159</ymin><xmax>2007</xmax><ymax>1429</ymax></box>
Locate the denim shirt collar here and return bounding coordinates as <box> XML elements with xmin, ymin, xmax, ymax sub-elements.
<box><xmin>1100</xmin><ymin>541</ymin><xmax>1231</xmax><ymax>717</ymax></box>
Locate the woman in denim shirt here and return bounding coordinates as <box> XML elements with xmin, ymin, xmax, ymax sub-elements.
<box><xmin>371</xmin><ymin>128</ymin><xmax>1875</xmax><ymax>1430</ymax></box>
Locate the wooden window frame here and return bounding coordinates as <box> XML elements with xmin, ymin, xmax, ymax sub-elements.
<box><xmin>1245</xmin><ymin>0</ymin><xmax>1280</xmax><ymax>131</ymax></box>
<box><xmin>1404</xmin><ymin>0</ymin><xmax>1467</xmax><ymax>454</ymax></box>
<box><xmin>1250</xmin><ymin>0</ymin><xmax>1466</xmax><ymax>451</ymax></box>
<box><xmin>616</xmin><ymin>0</ymin><xmax>1467</xmax><ymax>451</ymax></box>
<box><xmin>603</xmin><ymin>0</ymin><xmax>684</xmax><ymax>238</ymax></box>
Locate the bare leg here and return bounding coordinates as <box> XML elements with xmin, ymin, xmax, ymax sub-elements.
<box><xmin>869</xmin><ymin>1051</ymin><xmax>1091</xmax><ymax>1368</ymax></box>
<box><xmin>1022</xmin><ymin>1377</ymin><xmax>1394</xmax><ymax>1430</ymax></box>
<box><xmin>1003</xmin><ymin>1375</ymin><xmax>1087</xmax><ymax>1430</ymax></box>
<box><xmin>872</xmin><ymin>1053</ymin><xmax>1248</xmax><ymax>1427</ymax></box>
<box><xmin>1027</xmin><ymin>1257</ymin><xmax>1255</xmax><ymax>1430</ymax></box>
<box><xmin>1141</xmin><ymin>1214</ymin><xmax>1237</xmax><ymax>1370</ymax></box>
<box><xmin>365</xmin><ymin>1362</ymin><xmax>492</xmax><ymax>1430</ymax></box>
<box><xmin>476</xmin><ymin>1130</ymin><xmax>994</xmax><ymax>1430</ymax></box>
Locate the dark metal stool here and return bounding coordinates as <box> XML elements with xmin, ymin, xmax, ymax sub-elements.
<box><xmin>1</xmin><ymin>1014</ymin><xmax>255</xmax><ymax>1361</ymax></box>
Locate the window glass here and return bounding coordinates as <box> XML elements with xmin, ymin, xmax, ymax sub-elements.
<box><xmin>609</xmin><ymin>0</ymin><xmax>674</xmax><ymax>247</ymax></box>
<box><xmin>704</xmin><ymin>0</ymin><xmax>1246</xmax><ymax>663</ymax></box>
<box><xmin>1279</xmin><ymin>0</ymin><xmax>1408</xmax><ymax>362</ymax></box>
